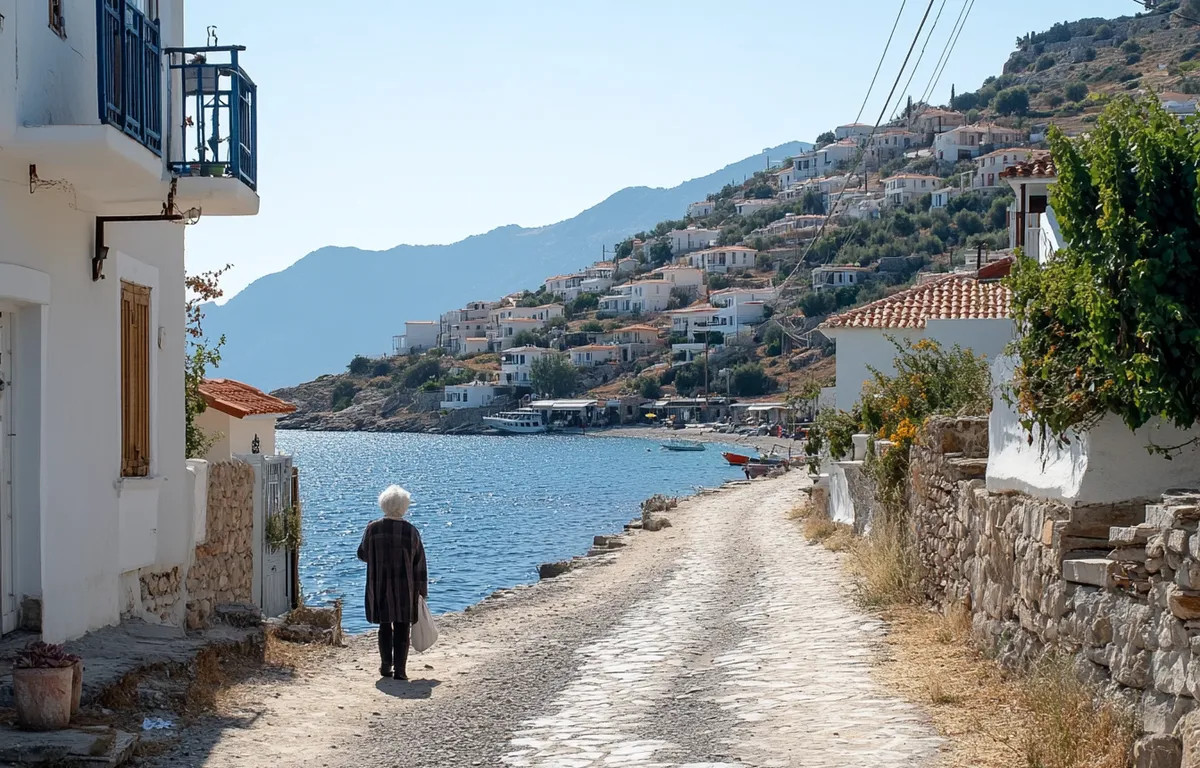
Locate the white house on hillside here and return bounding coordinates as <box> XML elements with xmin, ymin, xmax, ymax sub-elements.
<box><xmin>735</xmin><ymin>199</ymin><xmax>775</xmax><ymax>217</ymax></box>
<box><xmin>441</xmin><ymin>383</ymin><xmax>507</xmax><ymax>410</ymax></box>
<box><xmin>812</xmin><ymin>265</ymin><xmax>874</xmax><ymax>292</ymax></box>
<box><xmin>819</xmin><ymin>274</ymin><xmax>1014</xmax><ymax>410</ymax></box>
<box><xmin>667</xmin><ymin>227</ymin><xmax>721</xmax><ymax>255</ymax></box>
<box><xmin>650</xmin><ymin>265</ymin><xmax>706</xmax><ymax>291</ymax></box>
<box><xmin>970</xmin><ymin>148</ymin><xmax>1037</xmax><ymax>190</ymax></box>
<box><xmin>686</xmin><ymin>246</ymin><xmax>758</xmax><ymax>274</ymax></box>
<box><xmin>882</xmin><ymin>174</ymin><xmax>944</xmax><ymax>207</ymax></box>
<box><xmin>599</xmin><ymin>281</ymin><xmax>671</xmax><ymax>315</ymax></box>
<box><xmin>933</xmin><ymin>123</ymin><xmax>1025</xmax><ymax>161</ymax></box>
<box><xmin>1001</xmin><ymin>155</ymin><xmax>1062</xmax><ymax>264</ymax></box>
<box><xmin>0</xmin><ymin>2</ymin><xmax>261</xmax><ymax>641</ymax></box>
<box><xmin>866</xmin><ymin>129</ymin><xmax>918</xmax><ymax>168</ymax></box>
<box><xmin>912</xmin><ymin>108</ymin><xmax>966</xmax><ymax>139</ymax></box>
<box><xmin>835</xmin><ymin>123</ymin><xmax>874</xmax><ymax>143</ymax></box>
<box><xmin>397</xmin><ymin>320</ymin><xmax>438</xmax><ymax>353</ymax></box>
<box><xmin>569</xmin><ymin>345</ymin><xmax>619</xmax><ymax>367</ymax></box>
<box><xmin>687</xmin><ymin>201</ymin><xmax>714</xmax><ymax>217</ymax></box>
<box><xmin>500</xmin><ymin>346</ymin><xmax>552</xmax><ymax>386</ymax></box>
<box><xmin>196</xmin><ymin>380</ymin><xmax>296</xmax><ymax>462</ymax></box>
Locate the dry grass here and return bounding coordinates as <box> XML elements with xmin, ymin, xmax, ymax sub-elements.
<box><xmin>848</xmin><ymin>515</ymin><xmax>922</xmax><ymax>608</ymax></box>
<box><xmin>183</xmin><ymin>648</ymin><xmax>226</xmax><ymax>714</ymax></box>
<box><xmin>791</xmin><ymin>500</ymin><xmax>855</xmax><ymax>552</ymax></box>
<box><xmin>1018</xmin><ymin>658</ymin><xmax>1137</xmax><ymax>768</ymax></box>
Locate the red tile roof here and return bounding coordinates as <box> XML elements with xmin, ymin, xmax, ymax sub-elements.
<box><xmin>1000</xmin><ymin>153</ymin><xmax>1056</xmax><ymax>179</ymax></box>
<box><xmin>200</xmin><ymin>379</ymin><xmax>297</xmax><ymax>418</ymax></box>
<box><xmin>819</xmin><ymin>275</ymin><xmax>1012</xmax><ymax>330</ymax></box>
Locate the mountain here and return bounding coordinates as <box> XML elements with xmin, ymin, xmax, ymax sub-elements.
<box><xmin>201</xmin><ymin>141</ymin><xmax>812</xmax><ymax>391</ymax></box>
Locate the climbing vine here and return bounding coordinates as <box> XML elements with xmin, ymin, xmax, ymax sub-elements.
<box><xmin>185</xmin><ymin>265</ymin><xmax>231</xmax><ymax>459</ymax></box>
<box><xmin>1006</xmin><ymin>97</ymin><xmax>1200</xmax><ymax>454</ymax></box>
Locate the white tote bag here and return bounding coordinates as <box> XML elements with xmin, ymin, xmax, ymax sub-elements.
<box><xmin>411</xmin><ymin>595</ymin><xmax>438</xmax><ymax>653</ymax></box>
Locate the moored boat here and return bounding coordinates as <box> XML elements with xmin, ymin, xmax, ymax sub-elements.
<box><xmin>722</xmin><ymin>451</ymin><xmax>753</xmax><ymax>465</ymax></box>
<box><xmin>482</xmin><ymin>408</ymin><xmax>547</xmax><ymax>434</ymax></box>
<box><xmin>662</xmin><ymin>439</ymin><xmax>705</xmax><ymax>452</ymax></box>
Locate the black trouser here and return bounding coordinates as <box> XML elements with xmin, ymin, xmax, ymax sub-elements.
<box><xmin>378</xmin><ymin>622</ymin><xmax>410</xmax><ymax>676</ymax></box>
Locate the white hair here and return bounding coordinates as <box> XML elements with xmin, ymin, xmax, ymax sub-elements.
<box><xmin>378</xmin><ymin>485</ymin><xmax>412</xmax><ymax>519</ymax></box>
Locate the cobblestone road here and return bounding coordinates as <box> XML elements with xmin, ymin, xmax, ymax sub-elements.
<box><xmin>152</xmin><ymin>473</ymin><xmax>942</xmax><ymax>767</ymax></box>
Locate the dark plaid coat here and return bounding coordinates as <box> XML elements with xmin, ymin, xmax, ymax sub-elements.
<box><xmin>356</xmin><ymin>518</ymin><xmax>428</xmax><ymax>625</ymax></box>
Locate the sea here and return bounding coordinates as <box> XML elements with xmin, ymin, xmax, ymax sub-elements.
<box><xmin>276</xmin><ymin>431</ymin><xmax>748</xmax><ymax>632</ymax></box>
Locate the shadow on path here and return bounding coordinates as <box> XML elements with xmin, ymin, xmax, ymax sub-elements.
<box><xmin>373</xmin><ymin>677</ymin><xmax>442</xmax><ymax>700</ymax></box>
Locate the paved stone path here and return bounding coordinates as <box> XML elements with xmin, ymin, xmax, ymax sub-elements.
<box><xmin>150</xmin><ymin>473</ymin><xmax>943</xmax><ymax>767</ymax></box>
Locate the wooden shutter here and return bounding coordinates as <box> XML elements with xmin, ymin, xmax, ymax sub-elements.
<box><xmin>120</xmin><ymin>281</ymin><xmax>151</xmax><ymax>477</ymax></box>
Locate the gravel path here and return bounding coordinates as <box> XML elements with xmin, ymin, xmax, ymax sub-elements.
<box><xmin>150</xmin><ymin>473</ymin><xmax>942</xmax><ymax>767</ymax></box>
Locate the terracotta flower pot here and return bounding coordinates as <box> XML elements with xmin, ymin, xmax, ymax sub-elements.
<box><xmin>13</xmin><ymin>666</ymin><xmax>74</xmax><ymax>730</ymax></box>
<box><xmin>70</xmin><ymin>660</ymin><xmax>83</xmax><ymax>715</ymax></box>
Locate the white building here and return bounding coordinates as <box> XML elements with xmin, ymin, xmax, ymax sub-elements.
<box><xmin>616</xmin><ymin>257</ymin><xmax>639</xmax><ymax>276</ymax></box>
<box><xmin>651</xmin><ymin>265</ymin><xmax>706</xmax><ymax>291</ymax></box>
<box><xmin>812</xmin><ymin>265</ymin><xmax>874</xmax><ymax>292</ymax></box>
<box><xmin>685</xmin><ymin>246</ymin><xmax>758</xmax><ymax>274</ymax></box>
<box><xmin>687</xmin><ymin>200</ymin><xmax>715</xmax><ymax>218</ymax></box>
<box><xmin>397</xmin><ymin>320</ymin><xmax>438</xmax><ymax>354</ymax></box>
<box><xmin>500</xmin><ymin>346</ymin><xmax>552</xmax><ymax>386</ymax></box>
<box><xmin>933</xmin><ymin>123</ymin><xmax>1025</xmax><ymax>162</ymax></box>
<box><xmin>1002</xmin><ymin>155</ymin><xmax>1062</xmax><ymax>265</ymax></box>
<box><xmin>735</xmin><ymin>199</ymin><xmax>776</xmax><ymax>217</ymax></box>
<box><xmin>599</xmin><ymin>281</ymin><xmax>672</xmax><ymax>315</ymax></box>
<box><xmin>819</xmin><ymin>275</ymin><xmax>1014</xmax><ymax>411</ymax></box>
<box><xmin>710</xmin><ymin>287</ymin><xmax>777</xmax><ymax>307</ymax></box>
<box><xmin>1159</xmin><ymin>91</ymin><xmax>1198</xmax><ymax>117</ymax></box>
<box><xmin>666</xmin><ymin>227</ymin><xmax>721</xmax><ymax>255</ymax></box>
<box><xmin>569</xmin><ymin>345</ymin><xmax>619</xmax><ymax>367</ymax></box>
<box><xmin>912</xmin><ymin>108</ymin><xmax>966</xmax><ymax>139</ymax></box>
<box><xmin>543</xmin><ymin>274</ymin><xmax>582</xmax><ymax>296</ymax></box>
<box><xmin>196</xmin><ymin>380</ymin><xmax>296</xmax><ymax>462</ymax></box>
<box><xmin>866</xmin><ymin>129</ymin><xmax>918</xmax><ymax>168</ymax></box>
<box><xmin>441</xmin><ymin>383</ymin><xmax>507</xmax><ymax>410</ymax></box>
<box><xmin>0</xmin><ymin>2</ymin><xmax>261</xmax><ymax>641</ymax></box>
<box><xmin>462</xmin><ymin>337</ymin><xmax>489</xmax><ymax>355</ymax></box>
<box><xmin>793</xmin><ymin>140</ymin><xmax>860</xmax><ymax>182</ymax></box>
<box><xmin>970</xmin><ymin>148</ymin><xmax>1037</xmax><ymax>190</ymax></box>
<box><xmin>882</xmin><ymin>174</ymin><xmax>944</xmax><ymax>207</ymax></box>
<box><xmin>929</xmin><ymin>187</ymin><xmax>959</xmax><ymax>209</ymax></box>
<box><xmin>835</xmin><ymin>123</ymin><xmax>874</xmax><ymax>144</ymax></box>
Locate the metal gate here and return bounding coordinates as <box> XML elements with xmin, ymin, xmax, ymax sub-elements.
<box><xmin>260</xmin><ymin>455</ymin><xmax>293</xmax><ymax>617</ymax></box>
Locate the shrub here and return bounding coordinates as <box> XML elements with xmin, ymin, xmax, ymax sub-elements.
<box><xmin>953</xmin><ymin>210</ymin><xmax>985</xmax><ymax>236</ymax></box>
<box><xmin>347</xmin><ymin>355</ymin><xmax>372</xmax><ymax>376</ymax></box>
<box><xmin>403</xmin><ymin>358</ymin><xmax>441</xmax><ymax>388</ymax></box>
<box><xmin>1035</xmin><ymin>54</ymin><xmax>1056</xmax><ymax>72</ymax></box>
<box><xmin>580</xmin><ymin>320</ymin><xmax>604</xmax><ymax>333</ymax></box>
<box><xmin>371</xmin><ymin>360</ymin><xmax>392</xmax><ymax>377</ymax></box>
<box><xmin>1006</xmin><ymin>98</ymin><xmax>1200</xmax><ymax>453</ymax></box>
<box><xmin>530</xmin><ymin>353</ymin><xmax>577</xmax><ymax>398</ymax></box>
<box><xmin>330</xmin><ymin>381</ymin><xmax>358</xmax><ymax>412</ymax></box>
<box><xmin>1094</xmin><ymin>23</ymin><xmax>1113</xmax><ymax>40</ymax></box>
<box><xmin>1019</xmin><ymin>658</ymin><xmax>1137</xmax><ymax>767</ymax></box>
<box><xmin>635</xmin><ymin>376</ymin><xmax>662</xmax><ymax>399</ymax></box>
<box><xmin>1065</xmin><ymin>82</ymin><xmax>1088</xmax><ymax>102</ymax></box>
<box><xmin>1125</xmin><ymin>52</ymin><xmax>1142</xmax><ymax>66</ymax></box>
<box><xmin>994</xmin><ymin>86</ymin><xmax>1030</xmax><ymax>115</ymax></box>
<box><xmin>728</xmin><ymin>363</ymin><xmax>774</xmax><ymax>397</ymax></box>
<box><xmin>1121</xmin><ymin>38</ymin><xmax>1142</xmax><ymax>54</ymax></box>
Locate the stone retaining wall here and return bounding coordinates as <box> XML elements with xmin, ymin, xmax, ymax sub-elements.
<box><xmin>908</xmin><ymin>416</ymin><xmax>1200</xmax><ymax>764</ymax></box>
<box><xmin>186</xmin><ymin>461</ymin><xmax>255</xmax><ymax>630</ymax></box>
<box><xmin>139</xmin><ymin>566</ymin><xmax>183</xmax><ymax>625</ymax></box>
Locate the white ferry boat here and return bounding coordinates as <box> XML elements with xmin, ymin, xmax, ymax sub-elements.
<box><xmin>482</xmin><ymin>408</ymin><xmax>548</xmax><ymax>434</ymax></box>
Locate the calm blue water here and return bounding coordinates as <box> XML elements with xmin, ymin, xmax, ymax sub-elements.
<box><xmin>276</xmin><ymin>431</ymin><xmax>746</xmax><ymax>632</ymax></box>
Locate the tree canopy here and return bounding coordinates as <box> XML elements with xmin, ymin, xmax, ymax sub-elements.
<box><xmin>530</xmin><ymin>353</ymin><xmax>578</xmax><ymax>398</ymax></box>
<box><xmin>1007</xmin><ymin>97</ymin><xmax>1200</xmax><ymax>450</ymax></box>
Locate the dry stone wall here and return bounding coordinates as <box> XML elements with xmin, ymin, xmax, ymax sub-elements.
<box><xmin>908</xmin><ymin>416</ymin><xmax>1200</xmax><ymax>764</ymax></box>
<box><xmin>139</xmin><ymin>566</ymin><xmax>183</xmax><ymax>624</ymax></box>
<box><xmin>186</xmin><ymin>460</ymin><xmax>255</xmax><ymax>630</ymax></box>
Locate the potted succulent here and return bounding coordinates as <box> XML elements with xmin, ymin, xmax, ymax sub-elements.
<box><xmin>12</xmin><ymin>641</ymin><xmax>81</xmax><ymax>730</ymax></box>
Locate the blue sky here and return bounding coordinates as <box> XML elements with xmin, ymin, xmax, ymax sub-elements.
<box><xmin>184</xmin><ymin>0</ymin><xmax>1137</xmax><ymax>297</ymax></box>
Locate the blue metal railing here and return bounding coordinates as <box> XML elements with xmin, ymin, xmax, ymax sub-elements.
<box><xmin>165</xmin><ymin>45</ymin><xmax>257</xmax><ymax>191</ymax></box>
<box><xmin>96</xmin><ymin>0</ymin><xmax>162</xmax><ymax>155</ymax></box>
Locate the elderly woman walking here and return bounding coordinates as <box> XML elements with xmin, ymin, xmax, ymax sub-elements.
<box><xmin>357</xmin><ymin>485</ymin><xmax>428</xmax><ymax>680</ymax></box>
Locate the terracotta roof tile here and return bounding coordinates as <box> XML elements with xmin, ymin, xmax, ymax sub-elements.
<box><xmin>1000</xmin><ymin>152</ymin><xmax>1056</xmax><ymax>179</ymax></box>
<box><xmin>200</xmin><ymin>379</ymin><xmax>297</xmax><ymax>419</ymax></box>
<box><xmin>819</xmin><ymin>275</ymin><xmax>1012</xmax><ymax>330</ymax></box>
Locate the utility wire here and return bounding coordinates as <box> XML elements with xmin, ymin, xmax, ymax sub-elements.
<box><xmin>918</xmin><ymin>0</ymin><xmax>971</xmax><ymax>106</ymax></box>
<box><xmin>924</xmin><ymin>0</ymin><xmax>976</xmax><ymax>105</ymax></box>
<box><xmin>852</xmin><ymin>0</ymin><xmax>910</xmax><ymax>127</ymax></box>
<box><xmin>1129</xmin><ymin>0</ymin><xmax>1200</xmax><ymax>27</ymax></box>
<box><xmin>886</xmin><ymin>0</ymin><xmax>949</xmax><ymax>120</ymax></box>
<box><xmin>771</xmin><ymin>0</ymin><xmax>940</xmax><ymax>306</ymax></box>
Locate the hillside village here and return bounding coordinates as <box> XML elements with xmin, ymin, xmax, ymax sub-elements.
<box><xmin>274</xmin><ymin>5</ymin><xmax>1200</xmax><ymax>435</ymax></box>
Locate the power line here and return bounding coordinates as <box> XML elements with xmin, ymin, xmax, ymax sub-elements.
<box><xmin>924</xmin><ymin>0</ymin><xmax>976</xmax><ymax>104</ymax></box>
<box><xmin>768</xmin><ymin>0</ymin><xmax>941</xmax><ymax>336</ymax></box>
<box><xmin>918</xmin><ymin>0</ymin><xmax>971</xmax><ymax>106</ymax></box>
<box><xmin>1129</xmin><ymin>0</ymin><xmax>1200</xmax><ymax>27</ymax></box>
<box><xmin>886</xmin><ymin>0</ymin><xmax>949</xmax><ymax>120</ymax></box>
<box><xmin>852</xmin><ymin>0</ymin><xmax>910</xmax><ymax>127</ymax></box>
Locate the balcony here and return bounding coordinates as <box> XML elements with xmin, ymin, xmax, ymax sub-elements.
<box><xmin>166</xmin><ymin>45</ymin><xmax>259</xmax><ymax>215</ymax></box>
<box><xmin>97</xmin><ymin>0</ymin><xmax>163</xmax><ymax>156</ymax></box>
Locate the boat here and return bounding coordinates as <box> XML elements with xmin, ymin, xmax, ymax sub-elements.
<box><xmin>662</xmin><ymin>439</ymin><xmax>706</xmax><ymax>452</ymax></box>
<box><xmin>722</xmin><ymin>451</ymin><xmax>753</xmax><ymax>466</ymax></box>
<box><xmin>482</xmin><ymin>408</ymin><xmax>547</xmax><ymax>434</ymax></box>
<box><xmin>744</xmin><ymin>463</ymin><xmax>772</xmax><ymax>478</ymax></box>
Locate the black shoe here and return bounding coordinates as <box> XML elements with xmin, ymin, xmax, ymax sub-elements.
<box><xmin>393</xmin><ymin>671</ymin><xmax>408</xmax><ymax>681</ymax></box>
<box><xmin>379</xmin><ymin>665</ymin><xmax>392</xmax><ymax>677</ymax></box>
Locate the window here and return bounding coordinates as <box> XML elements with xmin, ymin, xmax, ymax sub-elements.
<box><xmin>48</xmin><ymin>0</ymin><xmax>65</xmax><ymax>37</ymax></box>
<box><xmin>120</xmin><ymin>281</ymin><xmax>151</xmax><ymax>478</ymax></box>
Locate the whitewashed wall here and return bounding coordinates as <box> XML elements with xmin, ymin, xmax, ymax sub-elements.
<box><xmin>987</xmin><ymin>355</ymin><xmax>1200</xmax><ymax>505</ymax></box>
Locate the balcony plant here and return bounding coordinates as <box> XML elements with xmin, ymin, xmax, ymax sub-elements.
<box><xmin>13</xmin><ymin>641</ymin><xmax>82</xmax><ymax>730</ymax></box>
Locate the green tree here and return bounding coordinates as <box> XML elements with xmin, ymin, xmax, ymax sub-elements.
<box><xmin>569</xmin><ymin>292</ymin><xmax>600</xmax><ymax>315</ymax></box>
<box><xmin>511</xmin><ymin>330</ymin><xmax>543</xmax><ymax>348</ymax></box>
<box><xmin>1034</xmin><ymin>54</ymin><xmax>1055</xmax><ymax>72</ymax></box>
<box><xmin>636</xmin><ymin>376</ymin><xmax>662</xmax><ymax>399</ymax></box>
<box><xmin>615</xmin><ymin>239</ymin><xmax>634</xmax><ymax>259</ymax></box>
<box><xmin>816</xmin><ymin>130</ymin><xmax>836</xmax><ymax>147</ymax></box>
<box><xmin>348</xmin><ymin>355</ymin><xmax>372</xmax><ymax>376</ymax></box>
<box><xmin>184</xmin><ymin>265</ymin><xmax>230</xmax><ymax>458</ymax></box>
<box><xmin>800</xmin><ymin>190</ymin><xmax>825</xmax><ymax>215</ymax></box>
<box><xmin>799</xmin><ymin>291</ymin><xmax>837</xmax><ymax>317</ymax></box>
<box><xmin>649</xmin><ymin>239</ymin><xmax>674</xmax><ymax>265</ymax></box>
<box><xmin>530</xmin><ymin>353</ymin><xmax>578</xmax><ymax>398</ymax></box>
<box><xmin>372</xmin><ymin>359</ymin><xmax>392</xmax><ymax>377</ymax></box>
<box><xmin>892</xmin><ymin>211</ymin><xmax>916</xmax><ymax>237</ymax></box>
<box><xmin>403</xmin><ymin>358</ymin><xmax>441</xmax><ymax>388</ymax></box>
<box><xmin>580</xmin><ymin>320</ymin><xmax>604</xmax><ymax>333</ymax></box>
<box><xmin>729</xmin><ymin>364</ymin><xmax>774</xmax><ymax>397</ymax></box>
<box><xmin>953</xmin><ymin>210</ymin><xmax>985</xmax><ymax>237</ymax></box>
<box><xmin>1065</xmin><ymin>82</ymin><xmax>1088</xmax><ymax>102</ymax></box>
<box><xmin>1094</xmin><ymin>23</ymin><xmax>1113</xmax><ymax>40</ymax></box>
<box><xmin>1007</xmin><ymin>97</ymin><xmax>1200</xmax><ymax>451</ymax></box>
<box><xmin>331</xmin><ymin>381</ymin><xmax>358</xmax><ymax>412</ymax></box>
<box><xmin>993</xmin><ymin>87</ymin><xmax>1030</xmax><ymax>116</ymax></box>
